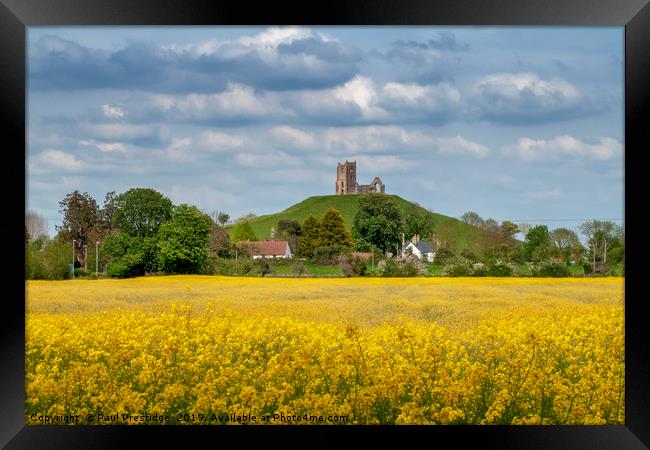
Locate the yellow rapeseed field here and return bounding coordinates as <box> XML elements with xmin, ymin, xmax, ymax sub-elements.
<box><xmin>25</xmin><ymin>276</ymin><xmax>624</xmax><ymax>425</ymax></box>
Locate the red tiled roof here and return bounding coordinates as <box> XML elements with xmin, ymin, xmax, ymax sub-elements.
<box><xmin>243</xmin><ymin>241</ymin><xmax>289</xmax><ymax>256</ymax></box>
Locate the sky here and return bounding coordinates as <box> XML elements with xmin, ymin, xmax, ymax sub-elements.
<box><xmin>26</xmin><ymin>26</ymin><xmax>624</xmax><ymax>240</ymax></box>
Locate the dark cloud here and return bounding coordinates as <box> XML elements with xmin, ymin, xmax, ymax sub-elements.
<box><xmin>29</xmin><ymin>32</ymin><xmax>362</xmax><ymax>93</ymax></box>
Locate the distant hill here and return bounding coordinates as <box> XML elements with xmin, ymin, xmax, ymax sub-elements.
<box><xmin>227</xmin><ymin>194</ymin><xmax>496</xmax><ymax>255</ymax></box>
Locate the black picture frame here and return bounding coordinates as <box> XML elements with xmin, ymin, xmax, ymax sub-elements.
<box><xmin>2</xmin><ymin>0</ymin><xmax>648</xmax><ymax>447</ymax></box>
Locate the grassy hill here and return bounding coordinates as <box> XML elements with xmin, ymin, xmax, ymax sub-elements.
<box><xmin>228</xmin><ymin>194</ymin><xmax>495</xmax><ymax>255</ymax></box>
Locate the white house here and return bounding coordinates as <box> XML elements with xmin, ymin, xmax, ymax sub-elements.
<box><xmin>245</xmin><ymin>241</ymin><xmax>292</xmax><ymax>259</ymax></box>
<box><xmin>404</xmin><ymin>241</ymin><xmax>435</xmax><ymax>262</ymax></box>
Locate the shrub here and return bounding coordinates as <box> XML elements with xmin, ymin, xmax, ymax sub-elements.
<box><xmin>433</xmin><ymin>248</ymin><xmax>455</xmax><ymax>266</ymax></box>
<box><xmin>531</xmin><ymin>260</ymin><xmax>571</xmax><ymax>277</ymax></box>
<box><xmin>444</xmin><ymin>257</ymin><xmax>473</xmax><ymax>277</ymax></box>
<box><xmin>254</xmin><ymin>258</ymin><xmax>272</xmax><ymax>277</ymax></box>
<box><xmin>208</xmin><ymin>257</ymin><xmax>254</xmax><ymax>276</ymax></box>
<box><xmin>377</xmin><ymin>255</ymin><xmax>426</xmax><ymax>277</ymax></box>
<box><xmin>486</xmin><ymin>261</ymin><xmax>515</xmax><ymax>277</ymax></box>
<box><xmin>291</xmin><ymin>261</ymin><xmax>306</xmax><ymax>276</ymax></box>
<box><xmin>472</xmin><ymin>262</ymin><xmax>487</xmax><ymax>277</ymax></box>
<box><xmin>339</xmin><ymin>254</ymin><xmax>368</xmax><ymax>277</ymax></box>
<box><xmin>311</xmin><ymin>245</ymin><xmax>349</xmax><ymax>265</ymax></box>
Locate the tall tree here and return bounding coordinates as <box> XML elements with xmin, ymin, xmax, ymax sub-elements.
<box><xmin>549</xmin><ymin>227</ymin><xmax>580</xmax><ymax>261</ymax></box>
<box><xmin>319</xmin><ymin>208</ymin><xmax>354</xmax><ymax>248</ymax></box>
<box><xmin>25</xmin><ymin>210</ymin><xmax>48</xmax><ymax>242</ymax></box>
<box><xmin>217</xmin><ymin>212</ymin><xmax>230</xmax><ymax>227</ymax></box>
<box><xmin>579</xmin><ymin>220</ymin><xmax>623</xmax><ymax>270</ymax></box>
<box><xmin>296</xmin><ymin>215</ymin><xmax>321</xmax><ymax>258</ymax></box>
<box><xmin>460</xmin><ymin>211</ymin><xmax>485</xmax><ymax>228</ymax></box>
<box><xmin>157</xmin><ymin>204</ymin><xmax>213</xmax><ymax>274</ymax></box>
<box><xmin>113</xmin><ymin>188</ymin><xmax>174</xmax><ymax>238</ymax></box>
<box><xmin>277</xmin><ymin>219</ymin><xmax>302</xmax><ymax>252</ymax></box>
<box><xmin>233</xmin><ymin>220</ymin><xmax>257</xmax><ymax>242</ymax></box>
<box><xmin>56</xmin><ymin>190</ymin><xmax>100</xmax><ymax>266</ymax></box>
<box><xmin>99</xmin><ymin>191</ymin><xmax>117</xmax><ymax>233</ymax></box>
<box><xmin>353</xmin><ymin>194</ymin><xmax>403</xmax><ymax>255</ymax></box>
<box><xmin>521</xmin><ymin>225</ymin><xmax>550</xmax><ymax>262</ymax></box>
<box><xmin>405</xmin><ymin>204</ymin><xmax>435</xmax><ymax>242</ymax></box>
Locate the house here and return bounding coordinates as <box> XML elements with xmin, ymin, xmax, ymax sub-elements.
<box><xmin>404</xmin><ymin>241</ymin><xmax>435</xmax><ymax>262</ymax></box>
<box><xmin>245</xmin><ymin>241</ymin><xmax>292</xmax><ymax>259</ymax></box>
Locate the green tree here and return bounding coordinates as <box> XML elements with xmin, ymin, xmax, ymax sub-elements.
<box><xmin>102</xmin><ymin>233</ymin><xmax>158</xmax><ymax>277</ymax></box>
<box><xmin>319</xmin><ymin>208</ymin><xmax>354</xmax><ymax>249</ymax></box>
<box><xmin>405</xmin><ymin>204</ymin><xmax>435</xmax><ymax>241</ymax></box>
<box><xmin>157</xmin><ymin>204</ymin><xmax>213</xmax><ymax>274</ymax></box>
<box><xmin>56</xmin><ymin>190</ymin><xmax>100</xmax><ymax>267</ymax></box>
<box><xmin>296</xmin><ymin>215</ymin><xmax>321</xmax><ymax>258</ymax></box>
<box><xmin>521</xmin><ymin>225</ymin><xmax>550</xmax><ymax>262</ymax></box>
<box><xmin>460</xmin><ymin>211</ymin><xmax>485</xmax><ymax>228</ymax></box>
<box><xmin>113</xmin><ymin>188</ymin><xmax>173</xmax><ymax>238</ymax></box>
<box><xmin>353</xmin><ymin>194</ymin><xmax>403</xmax><ymax>255</ymax></box>
<box><xmin>277</xmin><ymin>219</ymin><xmax>302</xmax><ymax>252</ymax></box>
<box><xmin>549</xmin><ymin>228</ymin><xmax>580</xmax><ymax>261</ymax></box>
<box><xmin>579</xmin><ymin>220</ymin><xmax>623</xmax><ymax>271</ymax></box>
<box><xmin>217</xmin><ymin>212</ymin><xmax>230</xmax><ymax>226</ymax></box>
<box><xmin>233</xmin><ymin>220</ymin><xmax>257</xmax><ymax>242</ymax></box>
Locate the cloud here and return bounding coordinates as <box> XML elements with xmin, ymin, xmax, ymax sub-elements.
<box><xmin>435</xmin><ymin>135</ymin><xmax>489</xmax><ymax>157</ymax></box>
<box><xmin>235</xmin><ymin>151</ymin><xmax>301</xmax><ymax>168</ymax></box>
<box><xmin>30</xmin><ymin>149</ymin><xmax>83</xmax><ymax>172</ymax></box>
<box><xmin>80</xmin><ymin>123</ymin><xmax>170</xmax><ymax>147</ymax></box>
<box><xmin>169</xmin><ymin>185</ymin><xmax>238</xmax><ymax>209</ymax></box>
<box><xmin>102</xmin><ymin>104</ymin><xmax>126</xmax><ymax>119</ymax></box>
<box><xmin>323</xmin><ymin>126</ymin><xmax>422</xmax><ymax>152</ymax></box>
<box><xmin>469</xmin><ymin>72</ymin><xmax>599</xmax><ymax>123</ymax></box>
<box><xmin>503</xmin><ymin>135</ymin><xmax>622</xmax><ymax>161</ymax></box>
<box><xmin>80</xmin><ymin>139</ymin><xmax>127</xmax><ymax>153</ymax></box>
<box><xmin>269</xmin><ymin>126</ymin><xmax>316</xmax><ymax>149</ymax></box>
<box><xmin>197</xmin><ymin>130</ymin><xmax>246</xmax><ymax>152</ymax></box>
<box><xmin>30</xmin><ymin>28</ymin><xmax>361</xmax><ymax>93</ymax></box>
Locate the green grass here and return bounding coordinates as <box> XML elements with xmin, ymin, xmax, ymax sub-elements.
<box><xmin>228</xmin><ymin>194</ymin><xmax>495</xmax><ymax>254</ymax></box>
<box><xmin>426</xmin><ymin>264</ymin><xmax>445</xmax><ymax>276</ymax></box>
<box><xmin>272</xmin><ymin>263</ymin><xmax>342</xmax><ymax>276</ymax></box>
<box><xmin>568</xmin><ymin>264</ymin><xmax>585</xmax><ymax>276</ymax></box>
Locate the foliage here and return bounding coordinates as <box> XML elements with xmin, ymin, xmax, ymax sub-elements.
<box><xmin>405</xmin><ymin>204</ymin><xmax>435</xmax><ymax>242</ymax></box>
<box><xmin>319</xmin><ymin>208</ymin><xmax>354</xmax><ymax>249</ymax></box>
<box><xmin>339</xmin><ymin>254</ymin><xmax>368</xmax><ymax>277</ymax></box>
<box><xmin>444</xmin><ymin>257</ymin><xmax>474</xmax><ymax>277</ymax></box>
<box><xmin>353</xmin><ymin>194</ymin><xmax>404</xmax><ymax>255</ymax></box>
<box><xmin>296</xmin><ymin>215</ymin><xmax>321</xmax><ymax>258</ymax></box>
<box><xmin>433</xmin><ymin>248</ymin><xmax>455</xmax><ymax>266</ymax></box>
<box><xmin>156</xmin><ymin>204</ymin><xmax>213</xmax><ymax>274</ymax></box>
<box><xmin>56</xmin><ymin>191</ymin><xmax>100</xmax><ymax>261</ymax></box>
<box><xmin>113</xmin><ymin>188</ymin><xmax>173</xmax><ymax>238</ymax></box>
<box><xmin>233</xmin><ymin>221</ymin><xmax>258</xmax><ymax>242</ymax></box>
<box><xmin>531</xmin><ymin>260</ymin><xmax>571</xmax><ymax>277</ymax></box>
<box><xmin>377</xmin><ymin>255</ymin><xmax>426</xmax><ymax>277</ymax></box>
<box><xmin>25</xmin><ymin>210</ymin><xmax>49</xmax><ymax>242</ymax></box>
<box><xmin>291</xmin><ymin>261</ymin><xmax>306</xmax><ymax>276</ymax></box>
<box><xmin>486</xmin><ymin>261</ymin><xmax>516</xmax><ymax>277</ymax></box>
<box><xmin>277</xmin><ymin>219</ymin><xmax>302</xmax><ymax>253</ymax></box>
<box><xmin>103</xmin><ymin>234</ymin><xmax>159</xmax><ymax>278</ymax></box>
<box><xmin>311</xmin><ymin>245</ymin><xmax>349</xmax><ymax>265</ymax></box>
<box><xmin>460</xmin><ymin>211</ymin><xmax>485</xmax><ymax>228</ymax></box>
<box><xmin>521</xmin><ymin>225</ymin><xmax>550</xmax><ymax>262</ymax></box>
<box><xmin>25</xmin><ymin>238</ymin><xmax>71</xmax><ymax>280</ymax></box>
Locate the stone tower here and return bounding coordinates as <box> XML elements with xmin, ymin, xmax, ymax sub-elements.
<box><xmin>336</xmin><ymin>160</ymin><xmax>358</xmax><ymax>195</ymax></box>
<box><xmin>335</xmin><ymin>160</ymin><xmax>385</xmax><ymax>195</ymax></box>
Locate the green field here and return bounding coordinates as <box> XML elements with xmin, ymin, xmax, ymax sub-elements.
<box><xmin>228</xmin><ymin>194</ymin><xmax>494</xmax><ymax>254</ymax></box>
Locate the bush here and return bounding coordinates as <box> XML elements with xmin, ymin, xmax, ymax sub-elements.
<box><xmin>291</xmin><ymin>261</ymin><xmax>306</xmax><ymax>276</ymax></box>
<box><xmin>472</xmin><ymin>262</ymin><xmax>487</xmax><ymax>276</ymax></box>
<box><xmin>311</xmin><ymin>245</ymin><xmax>349</xmax><ymax>265</ymax></box>
<box><xmin>486</xmin><ymin>261</ymin><xmax>515</xmax><ymax>277</ymax></box>
<box><xmin>433</xmin><ymin>248</ymin><xmax>455</xmax><ymax>266</ymax></box>
<box><xmin>377</xmin><ymin>255</ymin><xmax>426</xmax><ymax>277</ymax></box>
<box><xmin>531</xmin><ymin>260</ymin><xmax>571</xmax><ymax>277</ymax></box>
<box><xmin>26</xmin><ymin>239</ymin><xmax>72</xmax><ymax>280</ymax></box>
<box><xmin>339</xmin><ymin>254</ymin><xmax>368</xmax><ymax>277</ymax></box>
<box><xmin>254</xmin><ymin>258</ymin><xmax>272</xmax><ymax>277</ymax></box>
<box><xmin>208</xmin><ymin>256</ymin><xmax>254</xmax><ymax>276</ymax></box>
<box><xmin>444</xmin><ymin>257</ymin><xmax>473</xmax><ymax>277</ymax></box>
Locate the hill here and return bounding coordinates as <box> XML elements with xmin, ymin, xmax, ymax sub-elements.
<box><xmin>228</xmin><ymin>194</ymin><xmax>496</xmax><ymax>255</ymax></box>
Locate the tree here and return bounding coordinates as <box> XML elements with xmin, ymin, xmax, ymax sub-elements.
<box><xmin>483</xmin><ymin>218</ymin><xmax>499</xmax><ymax>233</ymax></box>
<box><xmin>521</xmin><ymin>225</ymin><xmax>550</xmax><ymax>262</ymax></box>
<box><xmin>493</xmin><ymin>220</ymin><xmax>519</xmax><ymax>246</ymax></box>
<box><xmin>208</xmin><ymin>224</ymin><xmax>231</xmax><ymax>258</ymax></box>
<box><xmin>405</xmin><ymin>204</ymin><xmax>435</xmax><ymax>242</ymax></box>
<box><xmin>296</xmin><ymin>215</ymin><xmax>321</xmax><ymax>258</ymax></box>
<box><xmin>99</xmin><ymin>191</ymin><xmax>117</xmax><ymax>233</ymax></box>
<box><xmin>157</xmin><ymin>204</ymin><xmax>213</xmax><ymax>274</ymax></box>
<box><xmin>460</xmin><ymin>211</ymin><xmax>485</xmax><ymax>228</ymax></box>
<box><xmin>25</xmin><ymin>210</ymin><xmax>48</xmax><ymax>242</ymax></box>
<box><xmin>319</xmin><ymin>208</ymin><xmax>354</xmax><ymax>249</ymax></box>
<box><xmin>113</xmin><ymin>188</ymin><xmax>173</xmax><ymax>238</ymax></box>
<box><xmin>277</xmin><ymin>219</ymin><xmax>302</xmax><ymax>252</ymax></box>
<box><xmin>217</xmin><ymin>212</ymin><xmax>230</xmax><ymax>226</ymax></box>
<box><xmin>102</xmin><ymin>233</ymin><xmax>158</xmax><ymax>277</ymax></box>
<box><xmin>56</xmin><ymin>190</ymin><xmax>100</xmax><ymax>267</ymax></box>
<box><xmin>432</xmin><ymin>220</ymin><xmax>460</xmax><ymax>254</ymax></box>
<box><xmin>233</xmin><ymin>220</ymin><xmax>257</xmax><ymax>242</ymax></box>
<box><xmin>549</xmin><ymin>228</ymin><xmax>580</xmax><ymax>261</ymax></box>
<box><xmin>353</xmin><ymin>194</ymin><xmax>403</xmax><ymax>255</ymax></box>
<box><xmin>579</xmin><ymin>220</ymin><xmax>623</xmax><ymax>271</ymax></box>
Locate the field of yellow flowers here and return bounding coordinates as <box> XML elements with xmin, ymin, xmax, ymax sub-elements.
<box><xmin>25</xmin><ymin>276</ymin><xmax>624</xmax><ymax>425</ymax></box>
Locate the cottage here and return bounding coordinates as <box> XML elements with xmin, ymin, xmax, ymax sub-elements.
<box><xmin>404</xmin><ymin>241</ymin><xmax>435</xmax><ymax>262</ymax></box>
<box><xmin>245</xmin><ymin>241</ymin><xmax>292</xmax><ymax>259</ymax></box>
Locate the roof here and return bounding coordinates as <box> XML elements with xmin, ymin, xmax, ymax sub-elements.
<box><xmin>411</xmin><ymin>241</ymin><xmax>434</xmax><ymax>254</ymax></box>
<box><xmin>243</xmin><ymin>241</ymin><xmax>289</xmax><ymax>256</ymax></box>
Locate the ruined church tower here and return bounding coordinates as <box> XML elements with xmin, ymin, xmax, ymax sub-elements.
<box><xmin>336</xmin><ymin>160</ymin><xmax>385</xmax><ymax>195</ymax></box>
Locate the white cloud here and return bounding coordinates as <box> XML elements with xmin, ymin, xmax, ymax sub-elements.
<box><xmin>475</xmin><ymin>72</ymin><xmax>581</xmax><ymax>101</ymax></box>
<box><xmin>197</xmin><ymin>130</ymin><xmax>246</xmax><ymax>152</ymax></box>
<box><xmin>81</xmin><ymin>123</ymin><xmax>169</xmax><ymax>143</ymax></box>
<box><xmin>324</xmin><ymin>125</ymin><xmax>422</xmax><ymax>152</ymax></box>
<box><xmin>236</xmin><ymin>151</ymin><xmax>301</xmax><ymax>167</ymax></box>
<box><xmin>270</xmin><ymin>126</ymin><xmax>316</xmax><ymax>149</ymax></box>
<box><xmin>504</xmin><ymin>135</ymin><xmax>622</xmax><ymax>161</ymax></box>
<box><xmin>102</xmin><ymin>104</ymin><xmax>126</xmax><ymax>119</ymax></box>
<box><xmin>435</xmin><ymin>135</ymin><xmax>489</xmax><ymax>157</ymax></box>
<box><xmin>80</xmin><ymin>139</ymin><xmax>127</xmax><ymax>153</ymax></box>
<box><xmin>380</xmin><ymin>81</ymin><xmax>461</xmax><ymax>113</ymax></box>
<box><xmin>31</xmin><ymin>149</ymin><xmax>83</xmax><ymax>172</ymax></box>
<box><xmin>169</xmin><ymin>185</ymin><xmax>238</xmax><ymax>208</ymax></box>
<box><xmin>166</xmin><ymin>137</ymin><xmax>193</xmax><ymax>162</ymax></box>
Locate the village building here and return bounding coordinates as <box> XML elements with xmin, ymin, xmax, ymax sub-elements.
<box><xmin>404</xmin><ymin>241</ymin><xmax>435</xmax><ymax>262</ymax></box>
<box><xmin>244</xmin><ymin>241</ymin><xmax>292</xmax><ymax>259</ymax></box>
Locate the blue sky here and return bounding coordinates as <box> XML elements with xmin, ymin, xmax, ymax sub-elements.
<box><xmin>26</xmin><ymin>26</ymin><xmax>624</xmax><ymax>240</ymax></box>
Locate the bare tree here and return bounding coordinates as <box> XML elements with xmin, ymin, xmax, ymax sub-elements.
<box><xmin>25</xmin><ymin>210</ymin><xmax>48</xmax><ymax>242</ymax></box>
<box><xmin>460</xmin><ymin>211</ymin><xmax>485</xmax><ymax>228</ymax></box>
